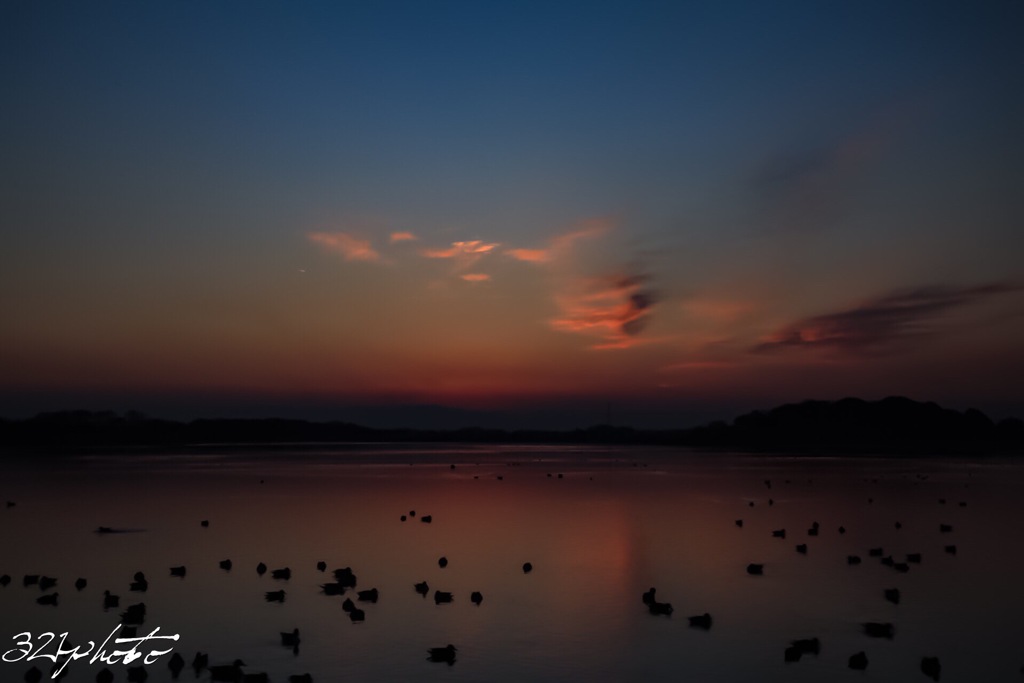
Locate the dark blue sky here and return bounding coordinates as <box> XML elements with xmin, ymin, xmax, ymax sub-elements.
<box><xmin>2</xmin><ymin>1</ymin><xmax>1023</xmax><ymax>426</ymax></box>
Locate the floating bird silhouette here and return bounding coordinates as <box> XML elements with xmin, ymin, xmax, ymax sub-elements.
<box><xmin>688</xmin><ymin>613</ymin><xmax>712</xmax><ymax>629</ymax></box>
<box><xmin>257</xmin><ymin>562</ymin><xmax>267</xmax><ymax>576</ymax></box>
<box><xmin>438</xmin><ymin>557</ymin><xmax>448</xmax><ymax>568</ymax></box>
<box><xmin>434</xmin><ymin>590</ymin><xmax>453</xmax><ymax>604</ymax></box>
<box><xmin>168</xmin><ymin>652</ymin><xmax>185</xmax><ymax>679</ymax></box>
<box><xmin>316</xmin><ymin>561</ymin><xmax>326</xmax><ymax>572</ymax></box>
<box><xmin>25</xmin><ymin>666</ymin><xmax>43</xmax><ymax>683</ymax></box>
<box><xmin>321</xmin><ymin>582</ymin><xmax>346</xmax><ymax>596</ymax></box>
<box><xmin>39</xmin><ymin>576</ymin><xmax>57</xmax><ymax>591</ymax></box>
<box><xmin>772</xmin><ymin>529</ymin><xmax>786</xmax><ymax>539</ymax></box>
<box><xmin>103</xmin><ymin>590</ymin><xmax>120</xmax><ymax>609</ymax></box>
<box><xmin>127</xmin><ymin>664</ymin><xmax>148</xmax><ymax>681</ymax></box>
<box><xmin>75</xmin><ymin>578</ymin><xmax>86</xmax><ymax>591</ymax></box>
<box><xmin>281</xmin><ymin>628</ymin><xmax>300</xmax><ymax>647</ymax></box>
<box><xmin>220</xmin><ymin>559</ymin><xmax>233</xmax><ymax>571</ymax></box>
<box><xmin>471</xmin><ymin>591</ymin><xmax>483</xmax><ymax>605</ymax></box>
<box><xmin>784</xmin><ymin>638</ymin><xmax>820</xmax><ymax>662</ymax></box>
<box><xmin>848</xmin><ymin>555</ymin><xmax>862</xmax><ymax>565</ymax></box>
<box><xmin>288</xmin><ymin>675</ymin><xmax>313</xmax><ymax>683</ymax></box>
<box><xmin>414</xmin><ymin>581</ymin><xmax>429</xmax><ymax>596</ymax></box>
<box><xmin>333</xmin><ymin>567</ymin><xmax>357</xmax><ymax>587</ymax></box>
<box><xmin>421</xmin><ymin>515</ymin><xmax>432</xmax><ymax>523</ymax></box>
<box><xmin>747</xmin><ymin>563</ymin><xmax>764</xmax><ymax>575</ymax></box>
<box><xmin>884</xmin><ymin>588</ymin><xmax>901</xmax><ymax>605</ymax></box>
<box><xmin>357</xmin><ymin>588</ymin><xmax>379</xmax><ymax>603</ymax></box>
<box><xmin>341</xmin><ymin>598</ymin><xmax>355</xmax><ymax>612</ymax></box>
<box><xmin>522</xmin><ymin>562</ymin><xmax>533</xmax><ymax>574</ymax></box>
<box><xmin>24</xmin><ymin>574</ymin><xmax>39</xmax><ymax>586</ymax></box>
<box><xmin>863</xmin><ymin>622</ymin><xmax>894</xmax><ymax>639</ymax></box>
<box><xmin>265</xmin><ymin>590</ymin><xmax>285</xmax><ymax>603</ymax></box>
<box><xmin>121</xmin><ymin>603</ymin><xmax>146</xmax><ymax>624</ymax></box>
<box><xmin>735</xmin><ymin>519</ymin><xmax>743</xmax><ymax>528</ymax></box>
<box><xmin>271</xmin><ymin>567</ymin><xmax>291</xmax><ymax>580</ymax></box>
<box><xmin>0</xmin><ymin>574</ymin><xmax>9</xmax><ymax>587</ymax></box>
<box><xmin>191</xmin><ymin>652</ymin><xmax>209</xmax><ymax>674</ymax></box>
<box><xmin>648</xmin><ymin>600</ymin><xmax>673</xmax><ymax>616</ymax></box>
<box><xmin>921</xmin><ymin>656</ymin><xmax>941</xmax><ymax>681</ymax></box>
<box><xmin>348</xmin><ymin>607</ymin><xmax>365</xmax><ymax>622</ymax></box>
<box><xmin>848</xmin><ymin>651</ymin><xmax>868</xmax><ymax>670</ymax></box>
<box><xmin>96</xmin><ymin>668</ymin><xmax>115</xmax><ymax>683</ymax></box>
<box><xmin>427</xmin><ymin>644</ymin><xmax>456</xmax><ymax>665</ymax></box>
<box><xmin>130</xmin><ymin>572</ymin><xmax>148</xmax><ymax>592</ymax></box>
<box><xmin>170</xmin><ymin>566</ymin><xmax>186</xmax><ymax>578</ymax></box>
<box><xmin>36</xmin><ymin>593</ymin><xmax>58</xmax><ymax>606</ymax></box>
<box><xmin>208</xmin><ymin>659</ymin><xmax>245</xmax><ymax>682</ymax></box>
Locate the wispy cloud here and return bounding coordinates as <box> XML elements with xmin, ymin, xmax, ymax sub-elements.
<box><xmin>753</xmin><ymin>283</ymin><xmax>1018</xmax><ymax>356</ymax></box>
<box><xmin>752</xmin><ymin>113</ymin><xmax>896</xmax><ymax>233</ymax></box>
<box><xmin>505</xmin><ymin>248</ymin><xmax>550</xmax><ymax>263</ymax></box>
<box><xmin>421</xmin><ymin>240</ymin><xmax>500</xmax><ymax>259</ymax></box>
<box><xmin>660</xmin><ymin>360</ymin><xmax>736</xmax><ymax>371</ymax></box>
<box><xmin>505</xmin><ymin>218</ymin><xmax>610</xmax><ymax>264</ymax></box>
<box><xmin>419</xmin><ymin>239</ymin><xmax>500</xmax><ymax>279</ymax></box>
<box><xmin>551</xmin><ymin>274</ymin><xmax>658</xmax><ymax>350</ymax></box>
<box><xmin>390</xmin><ymin>231</ymin><xmax>418</xmax><ymax>243</ymax></box>
<box><xmin>308</xmin><ymin>232</ymin><xmax>381</xmax><ymax>262</ymax></box>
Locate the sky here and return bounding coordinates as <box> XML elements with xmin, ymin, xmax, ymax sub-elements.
<box><xmin>2</xmin><ymin>1</ymin><xmax>1023</xmax><ymax>428</ymax></box>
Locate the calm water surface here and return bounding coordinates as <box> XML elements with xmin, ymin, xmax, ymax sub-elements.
<box><xmin>1</xmin><ymin>445</ymin><xmax>1022</xmax><ymax>682</ymax></box>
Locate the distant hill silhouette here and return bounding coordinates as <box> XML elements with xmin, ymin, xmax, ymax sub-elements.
<box><xmin>682</xmin><ymin>396</ymin><xmax>1023</xmax><ymax>453</ymax></box>
<box><xmin>0</xmin><ymin>397</ymin><xmax>1021</xmax><ymax>455</ymax></box>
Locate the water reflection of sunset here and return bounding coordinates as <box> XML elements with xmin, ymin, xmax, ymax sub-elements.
<box><xmin>4</xmin><ymin>448</ymin><xmax>1022</xmax><ymax>681</ymax></box>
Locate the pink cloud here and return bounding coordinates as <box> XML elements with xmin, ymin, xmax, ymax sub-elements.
<box><xmin>390</xmin><ymin>231</ymin><xmax>418</xmax><ymax>243</ymax></box>
<box><xmin>505</xmin><ymin>248</ymin><xmax>551</xmax><ymax>263</ymax></box>
<box><xmin>421</xmin><ymin>240</ymin><xmax>500</xmax><ymax>259</ymax></box>
<box><xmin>505</xmin><ymin>218</ymin><xmax>611</xmax><ymax>264</ymax></box>
<box><xmin>308</xmin><ymin>232</ymin><xmax>380</xmax><ymax>262</ymax></box>
<box><xmin>660</xmin><ymin>360</ymin><xmax>736</xmax><ymax>371</ymax></box>
<box><xmin>550</xmin><ymin>274</ymin><xmax>658</xmax><ymax>350</ymax></box>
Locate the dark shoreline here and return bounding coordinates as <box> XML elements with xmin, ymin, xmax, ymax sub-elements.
<box><xmin>2</xmin><ymin>396</ymin><xmax>1021</xmax><ymax>457</ymax></box>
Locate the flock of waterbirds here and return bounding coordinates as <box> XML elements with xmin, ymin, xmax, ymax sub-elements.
<box><xmin>640</xmin><ymin>474</ymin><xmax>1020</xmax><ymax>682</ymax></box>
<box><xmin>3</xmin><ymin>502</ymin><xmax>536</xmax><ymax>682</ymax></box>
<box><xmin>4</xmin><ymin>465</ymin><xmax>1024</xmax><ymax>682</ymax></box>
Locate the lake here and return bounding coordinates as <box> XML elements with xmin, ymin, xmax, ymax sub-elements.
<box><xmin>1</xmin><ymin>445</ymin><xmax>1022</xmax><ymax>682</ymax></box>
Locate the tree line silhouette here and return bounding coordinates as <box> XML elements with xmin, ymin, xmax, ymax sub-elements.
<box><xmin>0</xmin><ymin>397</ymin><xmax>1021</xmax><ymax>455</ymax></box>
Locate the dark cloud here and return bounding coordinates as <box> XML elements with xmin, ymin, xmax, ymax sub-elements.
<box><xmin>752</xmin><ymin>283</ymin><xmax>1019</xmax><ymax>356</ymax></box>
